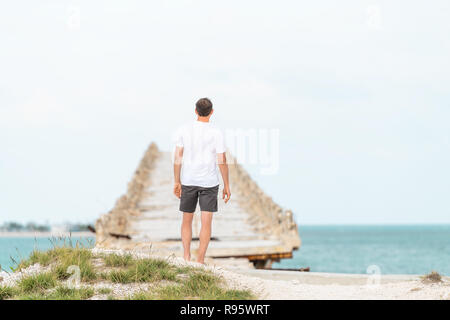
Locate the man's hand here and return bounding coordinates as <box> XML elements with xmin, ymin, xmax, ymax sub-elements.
<box><xmin>222</xmin><ymin>186</ymin><xmax>231</xmax><ymax>203</ymax></box>
<box><xmin>174</xmin><ymin>182</ymin><xmax>182</xmax><ymax>199</ymax></box>
<box><xmin>173</xmin><ymin>146</ymin><xmax>183</xmax><ymax>199</ymax></box>
<box><xmin>218</xmin><ymin>152</ymin><xmax>231</xmax><ymax>204</ymax></box>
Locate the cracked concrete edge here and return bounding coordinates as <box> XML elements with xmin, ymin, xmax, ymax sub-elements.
<box><xmin>95</xmin><ymin>142</ymin><xmax>160</xmax><ymax>246</ymax></box>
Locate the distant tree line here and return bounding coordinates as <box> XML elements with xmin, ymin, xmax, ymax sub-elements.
<box><xmin>0</xmin><ymin>221</ymin><xmax>50</xmax><ymax>232</ymax></box>
<box><xmin>0</xmin><ymin>221</ymin><xmax>92</xmax><ymax>232</ymax></box>
<box><xmin>67</xmin><ymin>223</ymin><xmax>92</xmax><ymax>232</ymax></box>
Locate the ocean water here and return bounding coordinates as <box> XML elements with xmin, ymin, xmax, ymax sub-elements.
<box><xmin>274</xmin><ymin>225</ymin><xmax>450</xmax><ymax>275</ymax></box>
<box><xmin>0</xmin><ymin>236</ymin><xmax>95</xmax><ymax>272</ymax></box>
<box><xmin>0</xmin><ymin>225</ymin><xmax>449</xmax><ymax>275</ymax></box>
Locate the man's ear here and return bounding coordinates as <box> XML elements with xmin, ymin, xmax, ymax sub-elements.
<box><xmin>195</xmin><ymin>109</ymin><xmax>198</xmax><ymax>116</ymax></box>
<box><xmin>209</xmin><ymin>108</ymin><xmax>214</xmax><ymax>117</ymax></box>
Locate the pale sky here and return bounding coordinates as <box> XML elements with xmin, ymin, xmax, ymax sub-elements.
<box><xmin>1</xmin><ymin>1</ymin><xmax>450</xmax><ymax>225</ymax></box>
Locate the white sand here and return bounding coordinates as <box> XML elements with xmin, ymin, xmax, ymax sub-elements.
<box><xmin>0</xmin><ymin>263</ymin><xmax>50</xmax><ymax>287</ymax></box>
<box><xmin>226</xmin><ymin>270</ymin><xmax>450</xmax><ymax>300</ymax></box>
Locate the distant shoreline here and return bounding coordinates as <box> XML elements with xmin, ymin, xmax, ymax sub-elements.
<box><xmin>0</xmin><ymin>231</ymin><xmax>95</xmax><ymax>238</ymax></box>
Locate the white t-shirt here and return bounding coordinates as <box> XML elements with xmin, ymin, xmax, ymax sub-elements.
<box><xmin>173</xmin><ymin>121</ymin><xmax>226</xmax><ymax>187</ymax></box>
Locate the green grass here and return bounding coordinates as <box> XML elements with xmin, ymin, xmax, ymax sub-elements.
<box><xmin>175</xmin><ymin>265</ymin><xmax>196</xmax><ymax>274</ymax></box>
<box><xmin>108</xmin><ymin>269</ymin><xmax>134</xmax><ymax>283</ymax></box>
<box><xmin>17</xmin><ymin>286</ymin><xmax>95</xmax><ymax>300</ymax></box>
<box><xmin>132</xmin><ymin>258</ymin><xmax>177</xmax><ymax>282</ymax></box>
<box><xmin>52</xmin><ymin>248</ymin><xmax>97</xmax><ymax>282</ymax></box>
<box><xmin>52</xmin><ymin>248</ymin><xmax>96</xmax><ymax>282</ymax></box>
<box><xmin>16</xmin><ymin>292</ymin><xmax>50</xmax><ymax>300</ymax></box>
<box><xmin>98</xmin><ymin>287</ymin><xmax>112</xmax><ymax>295</ymax></box>
<box><xmin>128</xmin><ymin>291</ymin><xmax>156</xmax><ymax>300</ymax></box>
<box><xmin>18</xmin><ymin>272</ymin><xmax>57</xmax><ymax>293</ymax></box>
<box><xmin>18</xmin><ymin>246</ymin><xmax>97</xmax><ymax>282</ymax></box>
<box><xmin>18</xmin><ymin>250</ymin><xmax>53</xmax><ymax>269</ymax></box>
<box><xmin>103</xmin><ymin>253</ymin><xmax>134</xmax><ymax>267</ymax></box>
<box><xmin>0</xmin><ymin>286</ymin><xmax>18</xmax><ymax>300</ymax></box>
<box><xmin>46</xmin><ymin>286</ymin><xmax>95</xmax><ymax>300</ymax></box>
<box><xmin>108</xmin><ymin>260</ymin><xmax>254</xmax><ymax>300</ymax></box>
<box><xmin>106</xmin><ymin>258</ymin><xmax>177</xmax><ymax>284</ymax></box>
<box><xmin>16</xmin><ymin>237</ymin><xmax>93</xmax><ymax>270</ymax></box>
<box><xmin>154</xmin><ymin>272</ymin><xmax>254</xmax><ymax>300</ymax></box>
<box><xmin>9</xmin><ymin>245</ymin><xmax>255</xmax><ymax>300</ymax></box>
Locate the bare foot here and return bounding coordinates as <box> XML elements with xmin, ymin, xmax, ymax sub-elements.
<box><xmin>184</xmin><ymin>255</ymin><xmax>191</xmax><ymax>262</ymax></box>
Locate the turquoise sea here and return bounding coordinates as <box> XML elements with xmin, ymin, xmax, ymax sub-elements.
<box><xmin>0</xmin><ymin>236</ymin><xmax>95</xmax><ymax>272</ymax></box>
<box><xmin>0</xmin><ymin>225</ymin><xmax>449</xmax><ymax>275</ymax></box>
<box><xmin>275</xmin><ymin>225</ymin><xmax>450</xmax><ymax>275</ymax></box>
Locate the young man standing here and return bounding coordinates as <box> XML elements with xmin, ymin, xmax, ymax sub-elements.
<box><xmin>173</xmin><ymin>98</ymin><xmax>231</xmax><ymax>264</ymax></box>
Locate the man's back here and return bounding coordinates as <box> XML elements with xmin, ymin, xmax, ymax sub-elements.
<box><xmin>175</xmin><ymin>121</ymin><xmax>226</xmax><ymax>188</ymax></box>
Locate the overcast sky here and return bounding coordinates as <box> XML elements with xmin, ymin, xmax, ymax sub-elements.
<box><xmin>1</xmin><ymin>1</ymin><xmax>450</xmax><ymax>225</ymax></box>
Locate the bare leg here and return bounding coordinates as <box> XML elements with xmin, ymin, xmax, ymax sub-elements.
<box><xmin>181</xmin><ymin>212</ymin><xmax>194</xmax><ymax>261</ymax></box>
<box><xmin>197</xmin><ymin>211</ymin><xmax>213</xmax><ymax>264</ymax></box>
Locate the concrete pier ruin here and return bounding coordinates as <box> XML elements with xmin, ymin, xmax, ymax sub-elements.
<box><xmin>95</xmin><ymin>143</ymin><xmax>301</xmax><ymax>268</ymax></box>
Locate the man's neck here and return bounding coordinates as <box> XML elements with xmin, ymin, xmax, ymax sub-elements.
<box><xmin>197</xmin><ymin>117</ymin><xmax>210</xmax><ymax>123</ymax></box>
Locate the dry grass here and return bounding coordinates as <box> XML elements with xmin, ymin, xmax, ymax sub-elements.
<box><xmin>421</xmin><ymin>271</ymin><xmax>443</xmax><ymax>283</ymax></box>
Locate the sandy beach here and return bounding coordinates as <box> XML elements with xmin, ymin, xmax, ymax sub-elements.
<box><xmin>2</xmin><ymin>248</ymin><xmax>448</xmax><ymax>300</ymax></box>
<box><xmin>225</xmin><ymin>268</ymin><xmax>450</xmax><ymax>300</ymax></box>
<box><xmin>208</xmin><ymin>256</ymin><xmax>450</xmax><ymax>300</ymax></box>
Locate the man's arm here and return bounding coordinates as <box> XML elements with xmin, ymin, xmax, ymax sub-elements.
<box><xmin>217</xmin><ymin>152</ymin><xmax>231</xmax><ymax>203</ymax></box>
<box><xmin>174</xmin><ymin>146</ymin><xmax>183</xmax><ymax>199</ymax></box>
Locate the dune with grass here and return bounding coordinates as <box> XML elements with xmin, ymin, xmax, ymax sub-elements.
<box><xmin>1</xmin><ymin>244</ymin><xmax>449</xmax><ymax>300</ymax></box>
<box><xmin>0</xmin><ymin>245</ymin><xmax>255</xmax><ymax>300</ymax></box>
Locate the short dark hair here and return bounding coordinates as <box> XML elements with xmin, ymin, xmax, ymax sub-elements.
<box><xmin>196</xmin><ymin>98</ymin><xmax>213</xmax><ymax>116</ymax></box>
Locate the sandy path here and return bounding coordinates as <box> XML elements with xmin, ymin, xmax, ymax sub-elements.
<box><xmin>223</xmin><ymin>267</ymin><xmax>450</xmax><ymax>300</ymax></box>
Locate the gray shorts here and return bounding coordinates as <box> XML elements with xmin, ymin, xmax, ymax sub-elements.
<box><xmin>180</xmin><ymin>185</ymin><xmax>219</xmax><ymax>213</ymax></box>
